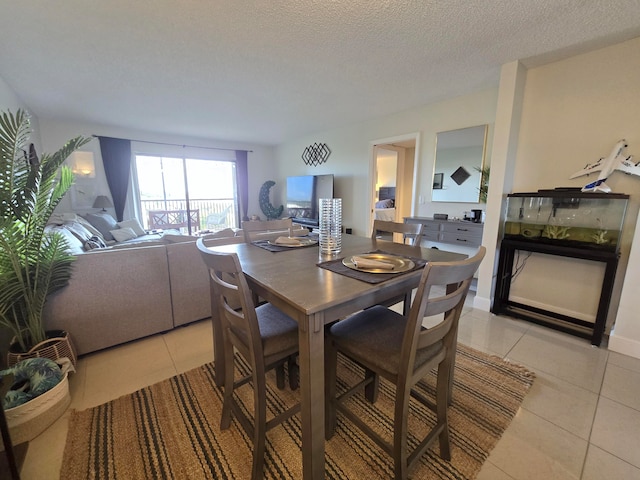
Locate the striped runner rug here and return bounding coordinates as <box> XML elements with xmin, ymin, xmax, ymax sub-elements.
<box><xmin>61</xmin><ymin>344</ymin><xmax>534</xmax><ymax>479</ymax></box>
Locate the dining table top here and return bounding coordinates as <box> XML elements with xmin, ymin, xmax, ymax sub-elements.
<box><xmin>211</xmin><ymin>234</ymin><xmax>468</xmax><ymax>323</ymax></box>
<box><xmin>207</xmin><ymin>233</ymin><xmax>469</xmax><ymax>479</ymax></box>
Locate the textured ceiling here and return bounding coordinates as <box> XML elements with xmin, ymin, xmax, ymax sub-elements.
<box><xmin>1</xmin><ymin>1</ymin><xmax>639</xmax><ymax>146</ymax></box>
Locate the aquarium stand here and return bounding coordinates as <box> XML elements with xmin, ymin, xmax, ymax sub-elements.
<box><xmin>492</xmin><ymin>238</ymin><xmax>620</xmax><ymax>346</ymax></box>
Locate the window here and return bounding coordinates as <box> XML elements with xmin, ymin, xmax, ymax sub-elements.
<box><xmin>134</xmin><ymin>155</ymin><xmax>238</xmax><ymax>234</ymax></box>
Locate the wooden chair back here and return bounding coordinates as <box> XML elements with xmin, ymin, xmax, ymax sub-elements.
<box><xmin>403</xmin><ymin>246</ymin><xmax>486</xmax><ymax>382</ymax></box>
<box><xmin>242</xmin><ymin>218</ymin><xmax>293</xmax><ymax>243</ymax></box>
<box><xmin>372</xmin><ymin>219</ymin><xmax>423</xmax><ymax>245</ymax></box>
<box><xmin>196</xmin><ymin>240</ymin><xmax>264</xmax><ymax>373</ymax></box>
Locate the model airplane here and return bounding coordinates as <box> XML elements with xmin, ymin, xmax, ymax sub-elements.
<box><xmin>570</xmin><ymin>139</ymin><xmax>639</xmax><ymax>193</ymax></box>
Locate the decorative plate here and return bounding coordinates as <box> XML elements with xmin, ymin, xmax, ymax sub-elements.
<box><xmin>342</xmin><ymin>253</ymin><xmax>415</xmax><ymax>273</ymax></box>
<box><xmin>267</xmin><ymin>238</ymin><xmax>318</xmax><ymax>247</ymax></box>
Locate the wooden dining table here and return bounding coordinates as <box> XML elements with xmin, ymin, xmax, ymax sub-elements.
<box><xmin>208</xmin><ymin>234</ymin><xmax>467</xmax><ymax>479</ymax></box>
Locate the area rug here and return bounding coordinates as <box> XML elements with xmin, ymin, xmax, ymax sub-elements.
<box><xmin>61</xmin><ymin>344</ymin><xmax>534</xmax><ymax>479</ymax></box>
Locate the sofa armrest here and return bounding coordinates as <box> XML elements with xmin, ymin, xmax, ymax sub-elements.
<box><xmin>44</xmin><ymin>245</ymin><xmax>174</xmax><ymax>355</ymax></box>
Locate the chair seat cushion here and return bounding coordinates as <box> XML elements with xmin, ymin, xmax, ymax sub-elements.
<box><xmin>256</xmin><ymin>303</ymin><xmax>299</xmax><ymax>357</ymax></box>
<box><xmin>329</xmin><ymin>305</ymin><xmax>442</xmax><ymax>377</ymax></box>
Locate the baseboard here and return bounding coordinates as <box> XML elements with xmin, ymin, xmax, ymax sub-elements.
<box><xmin>473</xmin><ymin>295</ymin><xmax>491</xmax><ymax>312</ymax></box>
<box><xmin>509</xmin><ymin>295</ymin><xmax>596</xmax><ymax>323</ymax></box>
<box><xmin>608</xmin><ymin>334</ymin><xmax>640</xmax><ymax>360</ymax></box>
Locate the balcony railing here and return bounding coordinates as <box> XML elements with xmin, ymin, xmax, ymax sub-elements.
<box><xmin>140</xmin><ymin>198</ymin><xmax>237</xmax><ymax>233</ymax></box>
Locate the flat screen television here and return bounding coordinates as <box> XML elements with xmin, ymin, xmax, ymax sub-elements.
<box><xmin>286</xmin><ymin>174</ymin><xmax>334</xmax><ymax>228</ymax></box>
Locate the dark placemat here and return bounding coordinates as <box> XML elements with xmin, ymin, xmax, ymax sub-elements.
<box><xmin>317</xmin><ymin>250</ymin><xmax>427</xmax><ymax>284</ymax></box>
<box><xmin>252</xmin><ymin>239</ymin><xmax>318</xmax><ymax>253</ymax></box>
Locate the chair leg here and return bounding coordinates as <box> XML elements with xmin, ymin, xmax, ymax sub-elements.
<box><xmin>220</xmin><ymin>347</ymin><xmax>236</xmax><ymax>430</ymax></box>
<box><xmin>288</xmin><ymin>355</ymin><xmax>299</xmax><ymax>390</ymax></box>
<box><xmin>275</xmin><ymin>363</ymin><xmax>286</xmax><ymax>389</ymax></box>
<box><xmin>212</xmin><ymin>314</ymin><xmax>226</xmax><ymax>387</ymax></box>
<box><xmin>448</xmin><ymin>343</ymin><xmax>457</xmax><ymax>406</ymax></box>
<box><xmin>436</xmin><ymin>362</ymin><xmax>452</xmax><ymax>461</ymax></box>
<box><xmin>364</xmin><ymin>368</ymin><xmax>379</xmax><ymax>403</ymax></box>
<box><xmin>393</xmin><ymin>385</ymin><xmax>411</xmax><ymax>480</ymax></box>
<box><xmin>402</xmin><ymin>292</ymin><xmax>411</xmax><ymax>316</ymax></box>
<box><xmin>251</xmin><ymin>372</ymin><xmax>268</xmax><ymax>480</ymax></box>
<box><xmin>325</xmin><ymin>342</ymin><xmax>338</xmax><ymax>440</ymax></box>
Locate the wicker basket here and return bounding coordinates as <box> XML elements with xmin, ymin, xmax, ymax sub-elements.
<box><xmin>7</xmin><ymin>330</ymin><xmax>77</xmax><ymax>368</ymax></box>
<box><xmin>1</xmin><ymin>373</ymin><xmax>70</xmax><ymax>449</ymax></box>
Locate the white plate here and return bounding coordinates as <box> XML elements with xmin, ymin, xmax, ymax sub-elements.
<box><xmin>267</xmin><ymin>238</ymin><xmax>318</xmax><ymax>248</ymax></box>
<box><xmin>342</xmin><ymin>253</ymin><xmax>415</xmax><ymax>273</ymax></box>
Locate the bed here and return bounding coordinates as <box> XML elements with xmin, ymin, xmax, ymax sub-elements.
<box><xmin>374</xmin><ymin>186</ymin><xmax>396</xmax><ymax>221</ymax></box>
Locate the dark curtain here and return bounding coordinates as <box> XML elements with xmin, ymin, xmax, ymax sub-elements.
<box><xmin>98</xmin><ymin>136</ymin><xmax>132</xmax><ymax>221</ymax></box>
<box><xmin>235</xmin><ymin>150</ymin><xmax>249</xmax><ymax>221</ymax></box>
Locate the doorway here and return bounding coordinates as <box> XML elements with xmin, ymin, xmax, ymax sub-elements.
<box><xmin>370</xmin><ymin>134</ymin><xmax>419</xmax><ymax>235</ymax></box>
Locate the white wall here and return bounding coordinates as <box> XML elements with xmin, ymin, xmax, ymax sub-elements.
<box><xmin>274</xmin><ymin>88</ymin><xmax>498</xmax><ymax>237</ymax></box>
<box><xmin>0</xmin><ymin>75</ymin><xmax>42</xmax><ymax>151</ymax></box>
<box><xmin>509</xmin><ymin>37</ymin><xmax>640</xmax><ymax>347</ymax></box>
<box><xmin>37</xmin><ymin>119</ymin><xmax>276</xmax><ymax>221</ymax></box>
<box><xmin>274</xmin><ymin>36</ymin><xmax>640</xmax><ymax>358</ymax></box>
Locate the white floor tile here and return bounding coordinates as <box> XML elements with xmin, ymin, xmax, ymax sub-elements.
<box><xmin>581</xmin><ymin>444</ymin><xmax>640</xmax><ymax>480</ymax></box>
<box><xmin>487</xmin><ymin>408</ymin><xmax>587</xmax><ymax>480</ymax></box>
<box><xmin>590</xmin><ymin>396</ymin><xmax>640</xmax><ymax>468</ymax></box>
<box><xmin>520</xmin><ymin>367</ymin><xmax>598</xmax><ymax>440</ymax></box>
<box><xmin>504</xmin><ymin>325</ymin><xmax>608</xmax><ymax>393</ymax></box>
<box><xmin>601</xmin><ymin>362</ymin><xmax>640</xmax><ymax>411</ymax></box>
<box><xmin>16</xmin><ymin>307</ymin><xmax>640</xmax><ymax>480</ymax></box>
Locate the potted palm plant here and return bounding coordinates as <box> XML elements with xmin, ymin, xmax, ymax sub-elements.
<box><xmin>0</xmin><ymin>109</ymin><xmax>90</xmax><ymax>366</ymax></box>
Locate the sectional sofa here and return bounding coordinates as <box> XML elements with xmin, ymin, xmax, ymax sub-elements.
<box><xmin>42</xmin><ymin>214</ymin><xmax>245</xmax><ymax>356</ymax></box>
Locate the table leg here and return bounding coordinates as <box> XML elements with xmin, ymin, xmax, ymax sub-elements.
<box><xmin>299</xmin><ymin>312</ymin><xmax>326</xmax><ymax>480</ymax></box>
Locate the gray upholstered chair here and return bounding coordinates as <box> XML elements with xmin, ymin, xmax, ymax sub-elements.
<box><xmin>371</xmin><ymin>219</ymin><xmax>425</xmax><ymax>315</ymax></box>
<box><xmin>196</xmin><ymin>239</ymin><xmax>300</xmax><ymax>480</ymax></box>
<box><xmin>325</xmin><ymin>247</ymin><xmax>486</xmax><ymax>480</ymax></box>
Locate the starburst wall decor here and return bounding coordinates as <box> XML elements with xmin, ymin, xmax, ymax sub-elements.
<box><xmin>302</xmin><ymin>143</ymin><xmax>331</xmax><ymax>166</ymax></box>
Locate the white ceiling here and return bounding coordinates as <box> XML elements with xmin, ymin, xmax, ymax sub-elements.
<box><xmin>1</xmin><ymin>1</ymin><xmax>639</xmax><ymax>146</ymax></box>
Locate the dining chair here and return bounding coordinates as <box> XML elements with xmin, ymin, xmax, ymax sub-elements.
<box><xmin>371</xmin><ymin>219</ymin><xmax>425</xmax><ymax>315</ymax></box>
<box><xmin>196</xmin><ymin>238</ymin><xmax>300</xmax><ymax>480</ymax></box>
<box><xmin>242</xmin><ymin>218</ymin><xmax>294</xmax><ymax>243</ymax></box>
<box><xmin>371</xmin><ymin>219</ymin><xmax>423</xmax><ymax>246</ymax></box>
<box><xmin>325</xmin><ymin>246</ymin><xmax>486</xmax><ymax>480</ymax></box>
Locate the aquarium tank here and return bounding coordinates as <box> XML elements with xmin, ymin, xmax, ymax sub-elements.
<box><xmin>504</xmin><ymin>190</ymin><xmax>629</xmax><ymax>253</ymax></box>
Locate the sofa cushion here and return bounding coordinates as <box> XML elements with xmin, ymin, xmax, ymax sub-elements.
<box><xmin>44</xmin><ymin>225</ymin><xmax>84</xmax><ymax>254</ymax></box>
<box><xmin>62</xmin><ymin>220</ymin><xmax>94</xmax><ymax>242</ymax></box>
<box><xmin>110</xmin><ymin>227</ymin><xmax>138</xmax><ymax>242</ymax></box>
<box><xmin>117</xmin><ymin>218</ymin><xmax>146</xmax><ymax>236</ymax></box>
<box><xmin>83</xmin><ymin>213</ymin><xmax>118</xmax><ymax>241</ymax></box>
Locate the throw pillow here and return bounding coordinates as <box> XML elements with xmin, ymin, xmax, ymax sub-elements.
<box><xmin>83</xmin><ymin>213</ymin><xmax>118</xmax><ymax>241</ymax></box>
<box><xmin>62</xmin><ymin>221</ymin><xmax>94</xmax><ymax>241</ymax></box>
<box><xmin>84</xmin><ymin>235</ymin><xmax>107</xmax><ymax>251</ymax></box>
<box><xmin>110</xmin><ymin>227</ymin><xmax>138</xmax><ymax>242</ymax></box>
<box><xmin>117</xmin><ymin>218</ymin><xmax>146</xmax><ymax>236</ymax></box>
<box><xmin>75</xmin><ymin>216</ymin><xmax>105</xmax><ymax>240</ymax></box>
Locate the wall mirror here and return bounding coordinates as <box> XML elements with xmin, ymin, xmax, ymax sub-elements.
<box><xmin>432</xmin><ymin>124</ymin><xmax>488</xmax><ymax>203</ymax></box>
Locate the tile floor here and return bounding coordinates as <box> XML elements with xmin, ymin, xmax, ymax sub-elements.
<box><xmin>18</xmin><ymin>298</ymin><xmax>640</xmax><ymax>479</ymax></box>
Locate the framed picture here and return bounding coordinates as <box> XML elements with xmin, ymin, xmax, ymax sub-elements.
<box><xmin>433</xmin><ymin>173</ymin><xmax>443</xmax><ymax>190</ymax></box>
<box><xmin>451</xmin><ymin>166</ymin><xmax>471</xmax><ymax>185</ymax></box>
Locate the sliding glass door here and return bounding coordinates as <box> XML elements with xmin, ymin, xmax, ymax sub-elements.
<box><xmin>134</xmin><ymin>155</ymin><xmax>238</xmax><ymax>234</ymax></box>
